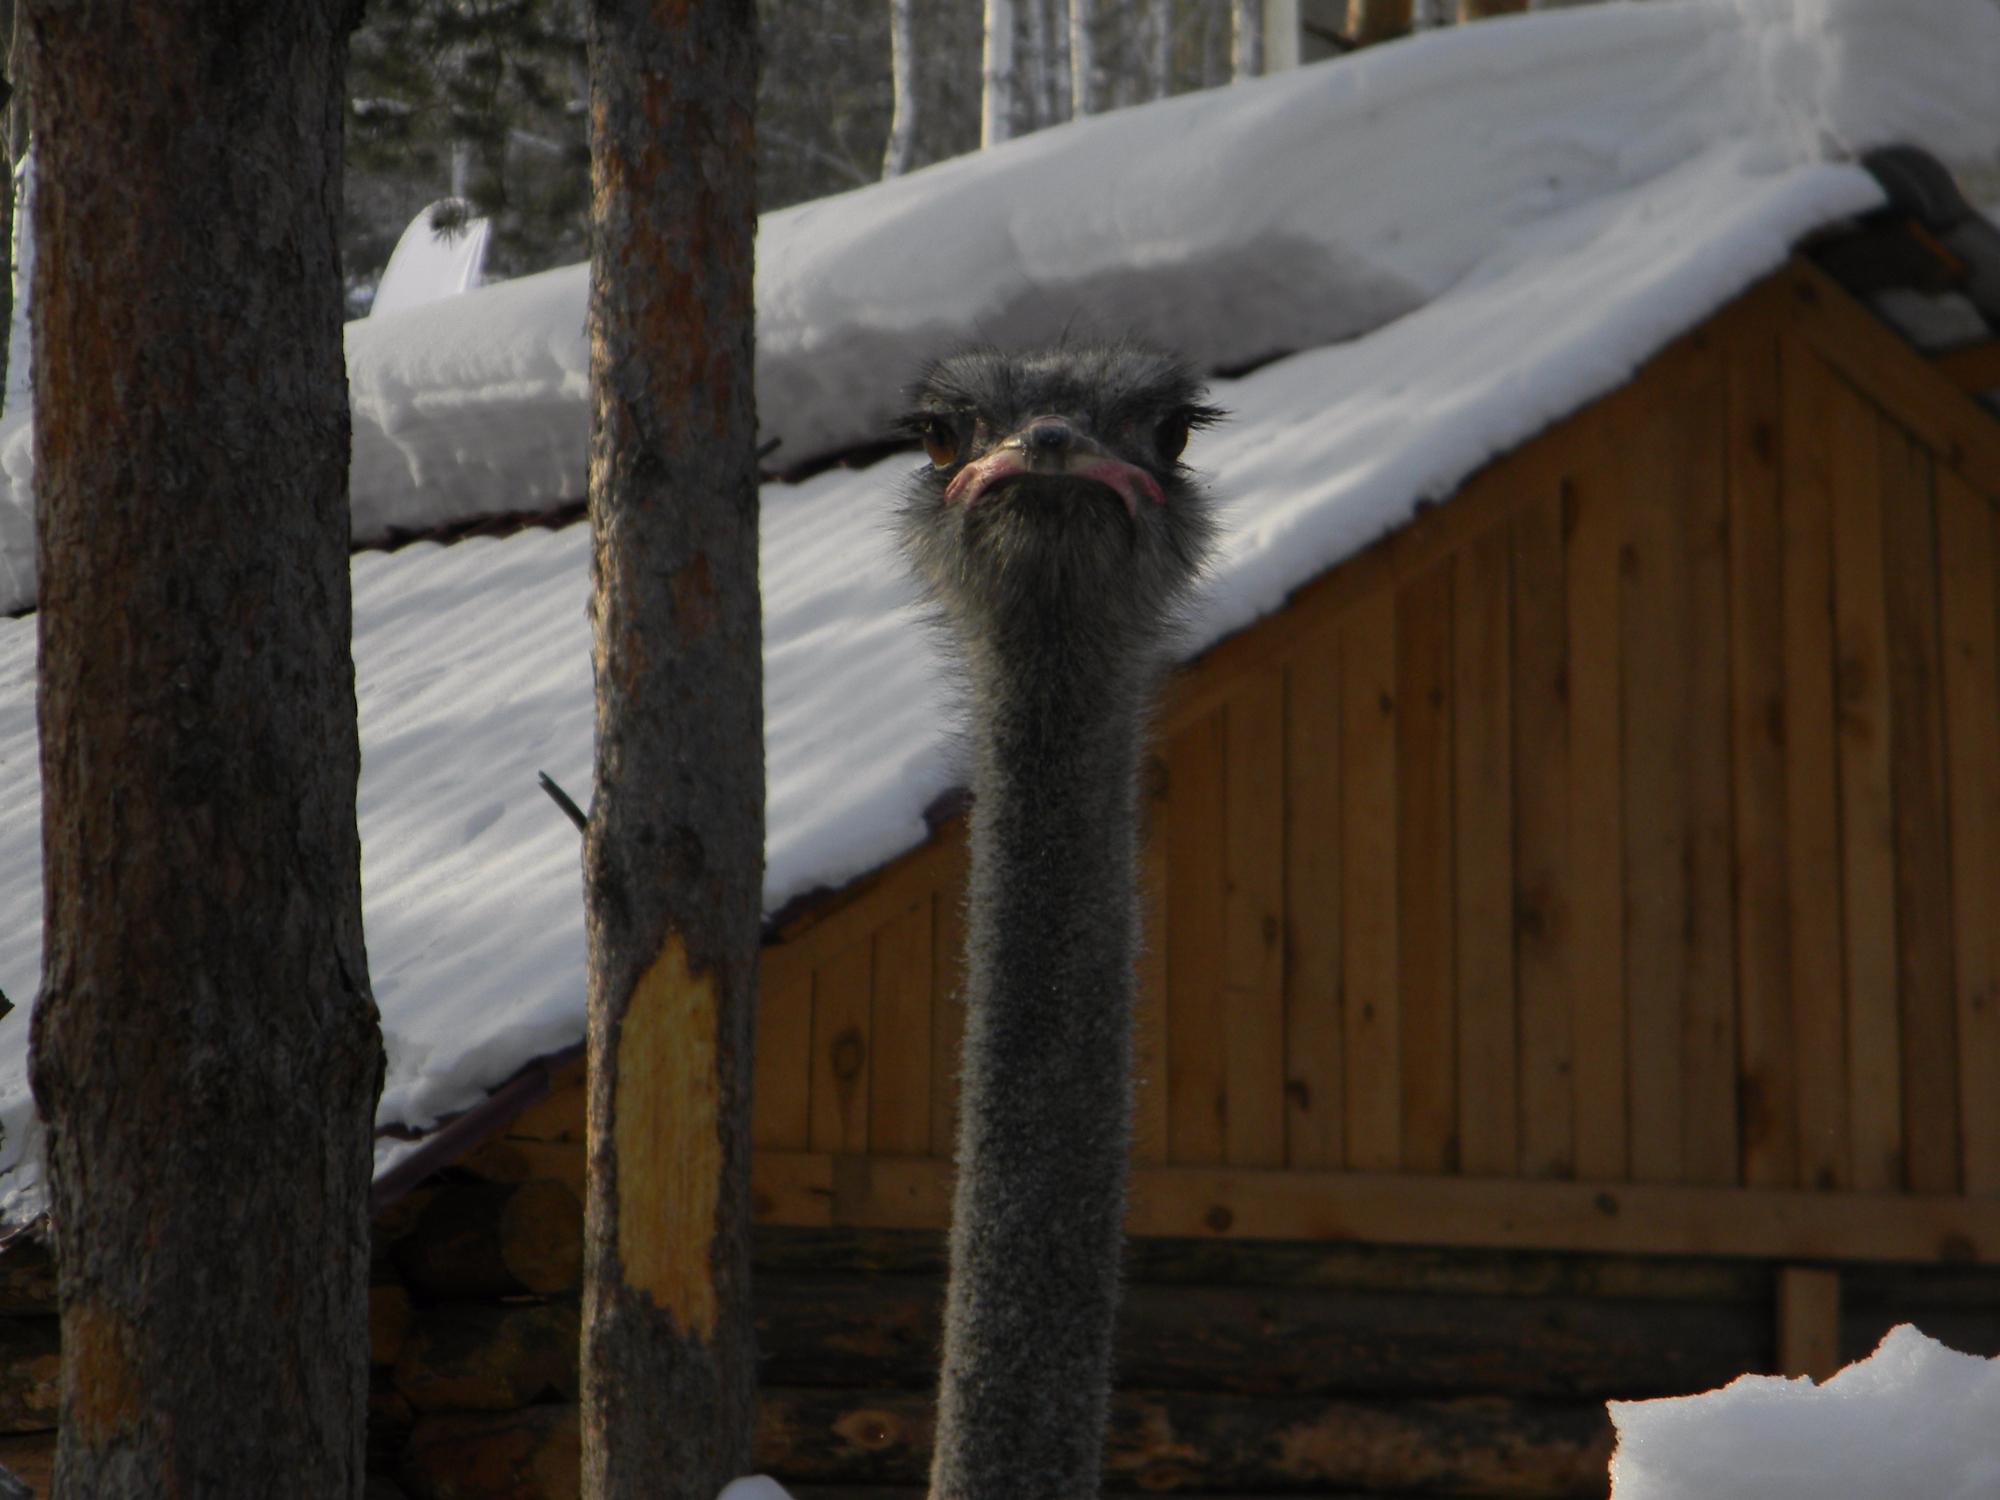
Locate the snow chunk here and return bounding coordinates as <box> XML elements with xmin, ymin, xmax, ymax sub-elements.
<box><xmin>1608</xmin><ymin>1325</ymin><xmax>2000</xmax><ymax>1500</ymax></box>
<box><xmin>716</xmin><ymin>1480</ymin><xmax>794</xmax><ymax>1500</ymax></box>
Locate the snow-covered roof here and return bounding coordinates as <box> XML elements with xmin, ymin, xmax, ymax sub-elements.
<box><xmin>0</xmin><ymin>0</ymin><xmax>1996</xmax><ymax>1222</ymax></box>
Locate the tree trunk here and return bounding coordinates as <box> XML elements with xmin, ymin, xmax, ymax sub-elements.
<box><xmin>1068</xmin><ymin>0</ymin><xmax>1096</xmax><ymax>118</ymax></box>
<box><xmin>1146</xmin><ymin>0</ymin><xmax>1172</xmax><ymax>100</ymax></box>
<box><xmin>579</xmin><ymin>1</ymin><xmax>762</xmax><ymax>1497</ymax></box>
<box><xmin>1458</xmin><ymin>0</ymin><xmax>1528</xmax><ymax>18</ymax></box>
<box><xmin>1231</xmin><ymin>0</ymin><xmax>1261</xmax><ymax>80</ymax></box>
<box><xmin>26</xmin><ymin>2</ymin><xmax>384</xmax><ymax>1495</ymax></box>
<box><xmin>1348</xmin><ymin>0</ymin><xmax>1412</xmax><ymax>46</ymax></box>
<box><xmin>1263</xmin><ymin>0</ymin><xmax>1300</xmax><ymax>69</ymax></box>
<box><xmin>981</xmin><ymin>0</ymin><xmax>1015</xmax><ymax>147</ymax></box>
<box><xmin>0</xmin><ymin>0</ymin><xmax>25</xmax><ymax>422</ymax></box>
<box><xmin>882</xmin><ymin>0</ymin><xmax>917</xmax><ymax>177</ymax></box>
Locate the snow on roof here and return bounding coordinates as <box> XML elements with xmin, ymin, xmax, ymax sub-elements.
<box><xmin>0</xmin><ymin>0</ymin><xmax>1996</xmax><ymax>1220</ymax></box>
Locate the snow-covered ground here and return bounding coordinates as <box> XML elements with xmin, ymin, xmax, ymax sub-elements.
<box><xmin>0</xmin><ymin>0</ymin><xmax>1996</xmax><ymax>1218</ymax></box>
<box><xmin>1609</xmin><ymin>1325</ymin><xmax>2000</xmax><ymax>1499</ymax></box>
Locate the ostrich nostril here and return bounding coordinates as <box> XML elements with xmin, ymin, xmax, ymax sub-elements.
<box><xmin>1026</xmin><ymin>420</ymin><xmax>1072</xmax><ymax>453</ymax></box>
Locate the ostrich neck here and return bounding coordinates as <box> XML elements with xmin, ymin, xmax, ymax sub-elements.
<box><xmin>966</xmin><ymin>637</ymin><xmax>1150</xmax><ymax>976</ymax></box>
<box><xmin>930</xmin><ymin>623</ymin><xmax>1158</xmax><ymax>1500</ymax></box>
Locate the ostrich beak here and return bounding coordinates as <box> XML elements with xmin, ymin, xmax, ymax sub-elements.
<box><xmin>943</xmin><ymin>419</ymin><xmax>1165</xmax><ymax>517</ymax></box>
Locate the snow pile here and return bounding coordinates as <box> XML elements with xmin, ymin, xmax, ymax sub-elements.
<box><xmin>1</xmin><ymin>0</ymin><xmax>1998</xmax><ymax>609</ymax></box>
<box><xmin>0</xmin><ymin>0</ymin><xmax>1996</xmax><ymax>1213</ymax></box>
<box><xmin>1608</xmin><ymin>1325</ymin><xmax>2000</xmax><ymax>1500</ymax></box>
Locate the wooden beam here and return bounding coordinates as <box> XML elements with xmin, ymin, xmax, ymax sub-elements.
<box><xmin>751</xmin><ymin>1152</ymin><xmax>2000</xmax><ymax>1266</ymax></box>
<box><xmin>1776</xmin><ymin>1266</ymin><xmax>1842</xmax><ymax>1381</ymax></box>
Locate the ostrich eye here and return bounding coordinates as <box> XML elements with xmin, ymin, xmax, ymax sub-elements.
<box><xmin>919</xmin><ymin>416</ymin><xmax>961</xmax><ymax>468</ymax></box>
<box><xmin>1155</xmin><ymin>412</ymin><xmax>1191</xmax><ymax>463</ymax></box>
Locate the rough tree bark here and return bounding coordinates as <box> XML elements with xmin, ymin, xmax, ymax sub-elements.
<box><xmin>578</xmin><ymin>2</ymin><xmax>763</xmax><ymax>1498</ymax></box>
<box><xmin>982</xmin><ymin>0</ymin><xmax>1016</xmax><ymax>147</ymax></box>
<box><xmin>26</xmin><ymin>1</ymin><xmax>384</xmax><ymax>1495</ymax></box>
<box><xmin>883</xmin><ymin>0</ymin><xmax>917</xmax><ymax>177</ymax></box>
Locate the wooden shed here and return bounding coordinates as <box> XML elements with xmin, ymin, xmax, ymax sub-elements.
<box><xmin>4</xmin><ymin>193</ymin><xmax>2000</xmax><ymax>1500</ymax></box>
<box><xmin>748</xmin><ymin>250</ymin><xmax>2000</xmax><ymax>1253</ymax></box>
<box><xmin>337</xmin><ymin>217</ymin><xmax>2000</xmax><ymax>1496</ymax></box>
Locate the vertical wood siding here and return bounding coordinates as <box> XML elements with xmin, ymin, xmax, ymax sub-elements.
<box><xmin>757</xmin><ymin>273</ymin><xmax>2000</xmax><ymax>1202</ymax></box>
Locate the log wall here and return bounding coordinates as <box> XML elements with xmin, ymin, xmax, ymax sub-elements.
<box><xmin>4</xmin><ymin>1213</ymin><xmax>1997</xmax><ymax>1499</ymax></box>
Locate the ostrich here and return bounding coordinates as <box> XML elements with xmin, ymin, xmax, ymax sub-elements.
<box><xmin>898</xmin><ymin>343</ymin><xmax>1221</xmax><ymax>1499</ymax></box>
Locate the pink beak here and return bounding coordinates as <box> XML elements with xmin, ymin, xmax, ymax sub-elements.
<box><xmin>943</xmin><ymin>445</ymin><xmax>1165</xmax><ymax>518</ymax></box>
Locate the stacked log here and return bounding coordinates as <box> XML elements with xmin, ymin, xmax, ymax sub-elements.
<box><xmin>0</xmin><ymin>1234</ymin><xmax>60</xmax><ymax>1489</ymax></box>
<box><xmin>375</xmin><ymin>1177</ymin><xmax>585</xmax><ymax>1500</ymax></box>
<box><xmin>4</xmin><ymin>1098</ymin><xmax>2000</xmax><ymax>1500</ymax></box>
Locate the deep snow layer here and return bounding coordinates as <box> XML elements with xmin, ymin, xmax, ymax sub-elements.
<box><xmin>0</xmin><ymin>0</ymin><xmax>1996</xmax><ymax>1215</ymax></box>
<box><xmin>3</xmin><ymin>0</ymin><xmax>1998</xmax><ymax>610</ymax></box>
<box><xmin>1609</xmin><ymin>1325</ymin><xmax>2000</xmax><ymax>1499</ymax></box>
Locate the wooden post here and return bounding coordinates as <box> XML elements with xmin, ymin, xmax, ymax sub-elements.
<box><xmin>1776</xmin><ymin>1266</ymin><xmax>1842</xmax><ymax>1381</ymax></box>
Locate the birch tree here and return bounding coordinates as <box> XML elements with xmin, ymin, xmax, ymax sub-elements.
<box><xmin>28</xmin><ymin>0</ymin><xmax>383</xmax><ymax>1492</ymax></box>
<box><xmin>1069</xmin><ymin>0</ymin><xmax>1097</xmax><ymax>117</ymax></box>
<box><xmin>579</xmin><ymin>0</ymin><xmax>763</xmax><ymax>1497</ymax></box>
<box><xmin>884</xmin><ymin>0</ymin><xmax>917</xmax><ymax>175</ymax></box>
<box><xmin>1264</xmin><ymin>0</ymin><xmax>1300</xmax><ymax>69</ymax></box>
<box><xmin>1145</xmin><ymin>0</ymin><xmax>1171</xmax><ymax>99</ymax></box>
<box><xmin>1232</xmin><ymin>0</ymin><xmax>1261</xmax><ymax>80</ymax></box>
<box><xmin>982</xmin><ymin>0</ymin><xmax>1015</xmax><ymax>146</ymax></box>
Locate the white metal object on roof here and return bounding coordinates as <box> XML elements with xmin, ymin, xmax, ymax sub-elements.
<box><xmin>370</xmin><ymin>199</ymin><xmax>492</xmax><ymax>319</ymax></box>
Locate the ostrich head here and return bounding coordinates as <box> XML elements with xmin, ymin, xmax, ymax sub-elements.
<box><xmin>897</xmin><ymin>343</ymin><xmax>1222</xmax><ymax>663</ymax></box>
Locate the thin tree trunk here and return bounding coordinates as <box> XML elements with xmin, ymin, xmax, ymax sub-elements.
<box><xmin>1045</xmin><ymin>0</ymin><xmax>1070</xmax><ymax>121</ymax></box>
<box><xmin>1069</xmin><ymin>0</ymin><xmax>1096</xmax><ymax>117</ymax></box>
<box><xmin>26</xmin><ymin>1</ymin><xmax>383</xmax><ymax>1494</ymax></box>
<box><xmin>1147</xmin><ymin>0</ymin><xmax>1171</xmax><ymax>99</ymax></box>
<box><xmin>1232</xmin><ymin>0</ymin><xmax>1261</xmax><ymax>80</ymax></box>
<box><xmin>1348</xmin><ymin>0</ymin><xmax>1412</xmax><ymax>44</ymax></box>
<box><xmin>578</xmin><ymin>1</ymin><xmax>762</xmax><ymax>1497</ymax></box>
<box><xmin>0</xmin><ymin>0</ymin><xmax>24</xmax><ymax>420</ymax></box>
<box><xmin>883</xmin><ymin>0</ymin><xmax>917</xmax><ymax>176</ymax></box>
<box><xmin>1263</xmin><ymin>0</ymin><xmax>1299</xmax><ymax>69</ymax></box>
<box><xmin>982</xmin><ymin>0</ymin><xmax>1015</xmax><ymax>146</ymax></box>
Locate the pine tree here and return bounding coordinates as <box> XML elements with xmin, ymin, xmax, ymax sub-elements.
<box><xmin>28</xmin><ymin>0</ymin><xmax>384</xmax><ymax>1491</ymax></box>
<box><xmin>578</xmin><ymin>0</ymin><xmax>763</xmax><ymax>1495</ymax></box>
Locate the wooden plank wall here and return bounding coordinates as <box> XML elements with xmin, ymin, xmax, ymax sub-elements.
<box><xmin>754</xmin><ymin>272</ymin><xmax>2000</xmax><ymax>1211</ymax></box>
